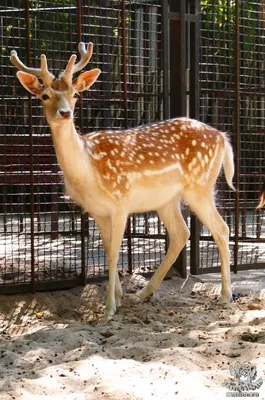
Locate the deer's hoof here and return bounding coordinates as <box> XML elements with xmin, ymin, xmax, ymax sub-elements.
<box><xmin>219</xmin><ymin>291</ymin><xmax>232</xmax><ymax>304</ymax></box>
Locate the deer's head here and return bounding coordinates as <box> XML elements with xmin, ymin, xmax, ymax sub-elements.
<box><xmin>10</xmin><ymin>42</ymin><xmax>101</xmax><ymax>126</ymax></box>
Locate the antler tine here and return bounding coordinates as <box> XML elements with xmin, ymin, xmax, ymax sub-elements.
<box><xmin>40</xmin><ymin>54</ymin><xmax>55</xmax><ymax>87</ymax></box>
<box><xmin>10</xmin><ymin>50</ymin><xmax>55</xmax><ymax>87</ymax></box>
<box><xmin>10</xmin><ymin>50</ymin><xmax>42</xmax><ymax>77</ymax></box>
<box><xmin>60</xmin><ymin>42</ymin><xmax>94</xmax><ymax>85</ymax></box>
<box><xmin>72</xmin><ymin>42</ymin><xmax>93</xmax><ymax>74</ymax></box>
<box><xmin>60</xmin><ymin>54</ymin><xmax>77</xmax><ymax>86</ymax></box>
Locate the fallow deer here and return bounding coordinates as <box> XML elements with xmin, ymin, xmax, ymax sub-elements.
<box><xmin>10</xmin><ymin>42</ymin><xmax>235</xmax><ymax>316</ymax></box>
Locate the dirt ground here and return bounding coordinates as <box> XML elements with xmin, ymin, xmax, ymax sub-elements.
<box><xmin>0</xmin><ymin>272</ymin><xmax>265</xmax><ymax>400</ymax></box>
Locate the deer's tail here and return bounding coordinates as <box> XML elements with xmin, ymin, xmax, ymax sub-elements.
<box><xmin>257</xmin><ymin>181</ymin><xmax>265</xmax><ymax>209</ymax></box>
<box><xmin>223</xmin><ymin>139</ymin><xmax>236</xmax><ymax>191</ymax></box>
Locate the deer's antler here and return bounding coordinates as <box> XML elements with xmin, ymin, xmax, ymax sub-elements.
<box><xmin>10</xmin><ymin>50</ymin><xmax>55</xmax><ymax>87</ymax></box>
<box><xmin>60</xmin><ymin>42</ymin><xmax>94</xmax><ymax>86</ymax></box>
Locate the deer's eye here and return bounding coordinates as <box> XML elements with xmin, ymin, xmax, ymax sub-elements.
<box><xmin>73</xmin><ymin>93</ymin><xmax>79</xmax><ymax>99</ymax></box>
<box><xmin>42</xmin><ymin>94</ymin><xmax>50</xmax><ymax>101</ymax></box>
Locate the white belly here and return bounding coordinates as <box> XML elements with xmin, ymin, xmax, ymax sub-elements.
<box><xmin>65</xmin><ymin>176</ymin><xmax>183</xmax><ymax>217</ymax></box>
<box><xmin>127</xmin><ymin>183</ymin><xmax>183</xmax><ymax>213</ymax></box>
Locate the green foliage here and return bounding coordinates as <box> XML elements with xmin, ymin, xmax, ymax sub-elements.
<box><xmin>201</xmin><ymin>0</ymin><xmax>236</xmax><ymax>28</ymax></box>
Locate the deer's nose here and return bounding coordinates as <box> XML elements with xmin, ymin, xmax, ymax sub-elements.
<box><xmin>59</xmin><ymin>110</ymin><xmax>71</xmax><ymax>118</ymax></box>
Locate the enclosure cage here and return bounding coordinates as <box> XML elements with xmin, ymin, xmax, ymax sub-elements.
<box><xmin>0</xmin><ymin>0</ymin><xmax>265</xmax><ymax>294</ymax></box>
<box><xmin>0</xmin><ymin>0</ymin><xmax>168</xmax><ymax>293</ymax></box>
<box><xmin>198</xmin><ymin>0</ymin><xmax>265</xmax><ymax>272</ymax></box>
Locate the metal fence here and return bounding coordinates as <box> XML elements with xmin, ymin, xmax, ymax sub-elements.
<box><xmin>0</xmin><ymin>0</ymin><xmax>166</xmax><ymax>293</ymax></box>
<box><xmin>197</xmin><ymin>0</ymin><xmax>265</xmax><ymax>273</ymax></box>
<box><xmin>0</xmin><ymin>0</ymin><xmax>265</xmax><ymax>294</ymax></box>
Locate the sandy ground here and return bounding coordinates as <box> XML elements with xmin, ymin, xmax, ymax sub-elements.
<box><xmin>1</xmin><ymin>272</ymin><xmax>265</xmax><ymax>400</ymax></box>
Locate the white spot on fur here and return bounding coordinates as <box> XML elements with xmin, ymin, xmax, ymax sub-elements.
<box><xmin>113</xmin><ymin>190</ymin><xmax>122</xmax><ymax>198</ymax></box>
<box><xmin>106</xmin><ymin>159</ymin><xmax>117</xmax><ymax>173</ymax></box>
<box><xmin>190</xmin><ymin>120</ymin><xmax>202</xmax><ymax>129</ymax></box>
<box><xmin>90</xmin><ymin>152</ymin><xmax>104</xmax><ymax>160</ymax></box>
<box><xmin>205</xmin><ymin>143</ymin><xmax>219</xmax><ymax>180</ymax></box>
<box><xmin>192</xmin><ymin>140</ymin><xmax>197</xmax><ymax>146</ymax></box>
<box><xmin>127</xmin><ymin>171</ymin><xmax>142</xmax><ymax>183</ymax></box>
<box><xmin>143</xmin><ymin>162</ymin><xmax>183</xmax><ymax>176</ymax></box>
<box><xmin>193</xmin><ymin>166</ymin><xmax>200</xmax><ymax>176</ymax></box>
<box><xmin>188</xmin><ymin>157</ymin><xmax>197</xmax><ymax>171</ymax></box>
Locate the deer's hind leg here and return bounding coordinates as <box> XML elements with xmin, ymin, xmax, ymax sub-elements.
<box><xmin>138</xmin><ymin>195</ymin><xmax>190</xmax><ymax>300</ymax></box>
<box><xmin>182</xmin><ymin>187</ymin><xmax>232</xmax><ymax>302</ymax></box>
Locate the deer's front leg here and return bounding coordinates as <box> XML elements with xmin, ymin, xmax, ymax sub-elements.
<box><xmin>94</xmin><ymin>214</ymin><xmax>123</xmax><ymax>310</ymax></box>
<box><xmin>104</xmin><ymin>213</ymin><xmax>127</xmax><ymax>316</ymax></box>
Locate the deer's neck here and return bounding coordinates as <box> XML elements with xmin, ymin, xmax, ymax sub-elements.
<box><xmin>49</xmin><ymin>121</ymin><xmax>90</xmax><ymax>183</ymax></box>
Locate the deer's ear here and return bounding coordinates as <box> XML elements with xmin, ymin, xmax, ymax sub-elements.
<box><xmin>16</xmin><ymin>71</ymin><xmax>44</xmax><ymax>96</ymax></box>
<box><xmin>72</xmin><ymin>68</ymin><xmax>101</xmax><ymax>92</ymax></box>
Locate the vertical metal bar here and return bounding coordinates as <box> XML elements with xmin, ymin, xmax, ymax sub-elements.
<box><xmin>77</xmin><ymin>0</ymin><xmax>87</xmax><ymax>285</ymax></box>
<box><xmin>162</xmin><ymin>0</ymin><xmax>169</xmax><ymax>120</ymax></box>
<box><xmin>100</xmin><ymin>0</ymin><xmax>112</xmax><ymax>128</ymax></box>
<box><xmin>121</xmin><ymin>0</ymin><xmax>133</xmax><ymax>274</ymax></box>
<box><xmin>179</xmin><ymin>0</ymin><xmax>186</xmax><ymax>116</ymax></box>
<box><xmin>162</xmin><ymin>0</ymin><xmax>170</xmax><ymax>254</ymax></box>
<box><xmin>121</xmin><ymin>0</ymin><xmax>128</xmax><ymax>127</ymax></box>
<box><xmin>168</xmin><ymin>0</ymin><xmax>187</xmax><ymax>278</ymax></box>
<box><xmin>25</xmin><ymin>0</ymin><xmax>35</xmax><ymax>292</ymax></box>
<box><xmin>189</xmin><ymin>0</ymin><xmax>199</xmax><ymax>119</ymax></box>
<box><xmin>189</xmin><ymin>0</ymin><xmax>200</xmax><ymax>275</ymax></box>
<box><xmin>234</xmin><ymin>0</ymin><xmax>240</xmax><ymax>274</ymax></box>
<box><xmin>169</xmin><ymin>0</ymin><xmax>186</xmax><ymax>117</ymax></box>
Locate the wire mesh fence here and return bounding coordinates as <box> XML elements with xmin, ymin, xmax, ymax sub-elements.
<box><xmin>0</xmin><ymin>0</ymin><xmax>166</xmax><ymax>292</ymax></box>
<box><xmin>1</xmin><ymin>0</ymin><xmax>265</xmax><ymax>294</ymax></box>
<box><xmin>199</xmin><ymin>0</ymin><xmax>265</xmax><ymax>272</ymax></box>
